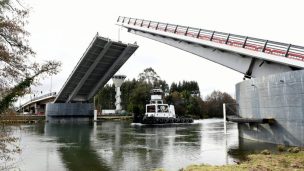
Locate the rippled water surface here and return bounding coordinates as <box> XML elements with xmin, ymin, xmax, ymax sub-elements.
<box><xmin>11</xmin><ymin>119</ymin><xmax>277</xmax><ymax>171</ymax></box>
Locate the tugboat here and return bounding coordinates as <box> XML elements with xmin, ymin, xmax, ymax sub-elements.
<box><xmin>140</xmin><ymin>89</ymin><xmax>193</xmax><ymax>124</ymax></box>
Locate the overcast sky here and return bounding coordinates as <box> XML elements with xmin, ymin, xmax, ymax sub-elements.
<box><xmin>21</xmin><ymin>0</ymin><xmax>304</xmax><ymax>103</ymax></box>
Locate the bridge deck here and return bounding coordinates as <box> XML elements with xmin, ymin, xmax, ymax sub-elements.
<box><xmin>54</xmin><ymin>34</ymin><xmax>138</xmax><ymax>103</ymax></box>
<box><xmin>16</xmin><ymin>92</ymin><xmax>57</xmax><ymax>112</ymax></box>
<box><xmin>117</xmin><ymin>16</ymin><xmax>304</xmax><ymax>64</ymax></box>
<box><xmin>117</xmin><ymin>17</ymin><xmax>304</xmax><ymax>78</ymax></box>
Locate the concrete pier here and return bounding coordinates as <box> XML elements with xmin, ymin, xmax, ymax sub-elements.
<box><xmin>236</xmin><ymin>70</ymin><xmax>304</xmax><ymax>146</ymax></box>
<box><xmin>46</xmin><ymin>103</ymin><xmax>93</xmax><ymax>123</ymax></box>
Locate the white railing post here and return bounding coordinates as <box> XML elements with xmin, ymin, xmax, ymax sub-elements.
<box><xmin>223</xmin><ymin>103</ymin><xmax>227</xmax><ymax>134</ymax></box>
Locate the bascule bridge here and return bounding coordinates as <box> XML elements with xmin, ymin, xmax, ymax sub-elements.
<box><xmin>117</xmin><ymin>16</ymin><xmax>304</xmax><ymax>146</ymax></box>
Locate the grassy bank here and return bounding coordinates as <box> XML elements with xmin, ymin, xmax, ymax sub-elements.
<box><xmin>156</xmin><ymin>147</ymin><xmax>304</xmax><ymax>171</ymax></box>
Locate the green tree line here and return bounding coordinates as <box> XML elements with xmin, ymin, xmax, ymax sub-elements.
<box><xmin>95</xmin><ymin>68</ymin><xmax>236</xmax><ymax>118</ymax></box>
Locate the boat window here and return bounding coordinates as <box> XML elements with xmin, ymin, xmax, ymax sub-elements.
<box><xmin>147</xmin><ymin>105</ymin><xmax>156</xmax><ymax>112</ymax></box>
<box><xmin>157</xmin><ymin>105</ymin><xmax>168</xmax><ymax>112</ymax></box>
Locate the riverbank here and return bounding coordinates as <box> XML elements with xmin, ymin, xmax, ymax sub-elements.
<box><xmin>156</xmin><ymin>147</ymin><xmax>304</xmax><ymax>171</ymax></box>
<box><xmin>0</xmin><ymin>115</ymin><xmax>45</xmax><ymax>124</ymax></box>
<box><xmin>0</xmin><ymin>114</ymin><xmax>133</xmax><ymax>123</ymax></box>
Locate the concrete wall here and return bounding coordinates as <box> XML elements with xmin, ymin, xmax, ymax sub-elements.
<box><xmin>46</xmin><ymin>103</ymin><xmax>93</xmax><ymax>123</ymax></box>
<box><xmin>236</xmin><ymin>70</ymin><xmax>304</xmax><ymax>147</ymax></box>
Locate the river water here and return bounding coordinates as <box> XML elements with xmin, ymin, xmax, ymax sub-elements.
<box><xmin>9</xmin><ymin>119</ymin><xmax>277</xmax><ymax>171</ymax></box>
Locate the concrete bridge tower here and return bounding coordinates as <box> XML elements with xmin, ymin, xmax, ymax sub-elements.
<box><xmin>112</xmin><ymin>75</ymin><xmax>126</xmax><ymax>112</ymax></box>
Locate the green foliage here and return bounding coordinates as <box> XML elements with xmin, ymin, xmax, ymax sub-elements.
<box><xmin>0</xmin><ymin>77</ymin><xmax>33</xmax><ymax>113</ymax></box>
<box><xmin>170</xmin><ymin>81</ymin><xmax>200</xmax><ymax>95</ymax></box>
<box><xmin>96</xmin><ymin>79</ymin><xmax>156</xmax><ymax>115</ymax></box>
<box><xmin>95</xmin><ymin>84</ymin><xmax>115</xmax><ymax>110</ymax></box>
<box><xmin>95</xmin><ymin>68</ymin><xmax>168</xmax><ymax>115</ymax></box>
<box><xmin>121</xmin><ymin>79</ymin><xmax>137</xmax><ymax>110</ymax></box>
<box><xmin>128</xmin><ymin>82</ymin><xmax>152</xmax><ymax>115</ymax></box>
<box><xmin>166</xmin><ymin>81</ymin><xmax>202</xmax><ymax>117</ymax></box>
<box><xmin>95</xmin><ymin>68</ymin><xmax>236</xmax><ymax>119</ymax></box>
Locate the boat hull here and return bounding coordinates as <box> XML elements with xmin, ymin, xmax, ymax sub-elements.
<box><xmin>141</xmin><ymin>116</ymin><xmax>193</xmax><ymax>124</ymax></box>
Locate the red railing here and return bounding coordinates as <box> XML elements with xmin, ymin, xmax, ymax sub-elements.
<box><xmin>117</xmin><ymin>16</ymin><xmax>304</xmax><ymax>62</ymax></box>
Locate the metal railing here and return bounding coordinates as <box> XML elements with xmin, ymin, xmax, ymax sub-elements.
<box><xmin>22</xmin><ymin>92</ymin><xmax>56</xmax><ymax>106</ymax></box>
<box><xmin>16</xmin><ymin>92</ymin><xmax>57</xmax><ymax>111</ymax></box>
<box><xmin>30</xmin><ymin>92</ymin><xmax>57</xmax><ymax>102</ymax></box>
<box><xmin>117</xmin><ymin>16</ymin><xmax>304</xmax><ymax>62</ymax></box>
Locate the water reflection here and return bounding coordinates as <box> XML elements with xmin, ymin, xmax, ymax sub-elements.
<box><xmin>85</xmin><ymin>119</ymin><xmax>238</xmax><ymax>170</ymax></box>
<box><xmin>45</xmin><ymin>123</ymin><xmax>110</xmax><ymax>171</ymax></box>
<box><xmin>15</xmin><ymin>119</ymin><xmax>278</xmax><ymax>171</ymax></box>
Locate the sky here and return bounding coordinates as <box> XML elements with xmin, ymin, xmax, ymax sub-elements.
<box><xmin>21</xmin><ymin>0</ymin><xmax>304</xmax><ymax>103</ymax></box>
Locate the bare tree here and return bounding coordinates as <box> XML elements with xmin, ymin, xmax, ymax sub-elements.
<box><xmin>0</xmin><ymin>0</ymin><xmax>61</xmax><ymax>112</ymax></box>
<box><xmin>0</xmin><ymin>1</ymin><xmax>61</xmax><ymax>169</ymax></box>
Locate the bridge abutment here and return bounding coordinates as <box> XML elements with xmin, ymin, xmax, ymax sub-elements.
<box><xmin>46</xmin><ymin>103</ymin><xmax>94</xmax><ymax>123</ymax></box>
<box><xmin>236</xmin><ymin>70</ymin><xmax>304</xmax><ymax>146</ymax></box>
